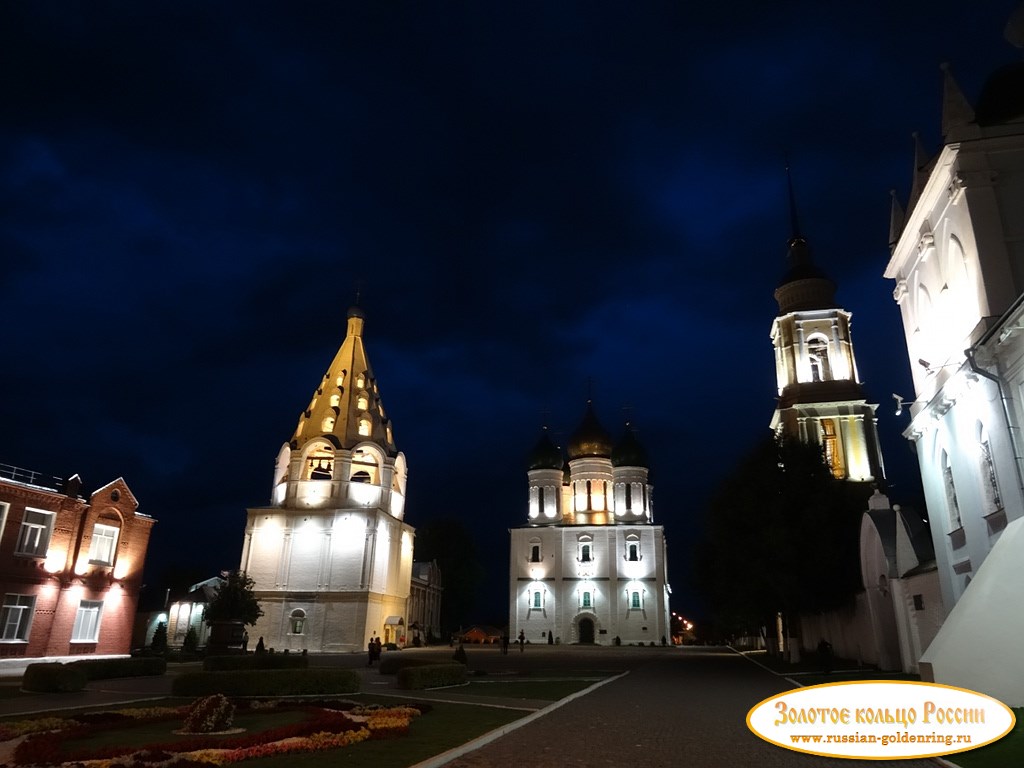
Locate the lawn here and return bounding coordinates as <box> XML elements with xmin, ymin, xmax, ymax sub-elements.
<box><xmin>946</xmin><ymin>708</ymin><xmax>1023</xmax><ymax>768</ymax></box>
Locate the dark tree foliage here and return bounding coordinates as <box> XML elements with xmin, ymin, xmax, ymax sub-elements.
<box><xmin>150</xmin><ymin>621</ymin><xmax>168</xmax><ymax>654</ymax></box>
<box><xmin>413</xmin><ymin>518</ymin><xmax>484</xmax><ymax>634</ymax></box>
<box><xmin>204</xmin><ymin>570</ymin><xmax>264</xmax><ymax>627</ymax></box>
<box><xmin>695</xmin><ymin>436</ymin><xmax>870</xmax><ymax>637</ymax></box>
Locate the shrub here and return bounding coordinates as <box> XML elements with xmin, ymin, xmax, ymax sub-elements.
<box><xmin>203</xmin><ymin>654</ymin><xmax>308</xmax><ymax>672</ymax></box>
<box><xmin>22</xmin><ymin>663</ymin><xmax>88</xmax><ymax>693</ymax></box>
<box><xmin>183</xmin><ymin>627</ymin><xmax>199</xmax><ymax>655</ymax></box>
<box><xmin>378</xmin><ymin>655</ymin><xmax>438</xmax><ymax>675</ymax></box>
<box><xmin>452</xmin><ymin>645</ymin><xmax>468</xmax><ymax>665</ymax></box>
<box><xmin>183</xmin><ymin>694</ymin><xmax>235</xmax><ymax>733</ymax></box>
<box><xmin>70</xmin><ymin>657</ymin><xmax>167</xmax><ymax>681</ymax></box>
<box><xmin>151</xmin><ymin>622</ymin><xmax>168</xmax><ymax>654</ymax></box>
<box><xmin>172</xmin><ymin>668</ymin><xmax>359</xmax><ymax>697</ymax></box>
<box><xmin>396</xmin><ymin>663</ymin><xmax>466</xmax><ymax>690</ymax></box>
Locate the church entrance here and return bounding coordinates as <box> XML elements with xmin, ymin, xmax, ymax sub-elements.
<box><xmin>578</xmin><ymin>618</ymin><xmax>595</xmax><ymax>644</ymax></box>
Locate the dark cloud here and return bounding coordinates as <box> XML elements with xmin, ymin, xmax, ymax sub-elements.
<box><xmin>0</xmin><ymin>1</ymin><xmax>1016</xmax><ymax>617</ymax></box>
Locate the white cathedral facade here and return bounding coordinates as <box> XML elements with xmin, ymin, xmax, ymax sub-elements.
<box><xmin>509</xmin><ymin>404</ymin><xmax>671</xmax><ymax>645</ymax></box>
<box><xmin>239</xmin><ymin>307</ymin><xmax>414</xmax><ymax>652</ymax></box>
<box><xmin>884</xmin><ymin>30</ymin><xmax>1024</xmax><ymax>704</ymax></box>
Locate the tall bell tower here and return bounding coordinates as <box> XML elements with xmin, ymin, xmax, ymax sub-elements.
<box><xmin>769</xmin><ymin>175</ymin><xmax>885</xmax><ymax>483</ymax></box>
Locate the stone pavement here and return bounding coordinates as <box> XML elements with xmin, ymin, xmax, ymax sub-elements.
<box><xmin>439</xmin><ymin>647</ymin><xmax>942</xmax><ymax>768</ymax></box>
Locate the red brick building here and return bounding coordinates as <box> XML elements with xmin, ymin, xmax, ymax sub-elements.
<box><xmin>0</xmin><ymin>464</ymin><xmax>155</xmax><ymax>660</ymax></box>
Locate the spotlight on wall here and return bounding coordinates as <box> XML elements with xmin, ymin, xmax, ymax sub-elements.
<box><xmin>917</xmin><ymin>358</ymin><xmax>932</xmax><ymax>371</ymax></box>
<box><xmin>892</xmin><ymin>393</ymin><xmax>905</xmax><ymax>416</ymax></box>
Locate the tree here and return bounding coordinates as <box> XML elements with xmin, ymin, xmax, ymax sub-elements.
<box><xmin>150</xmin><ymin>621</ymin><xmax>168</xmax><ymax>655</ymax></box>
<box><xmin>694</xmin><ymin>435</ymin><xmax>869</xmax><ymax>642</ymax></box>
<box><xmin>204</xmin><ymin>570</ymin><xmax>263</xmax><ymax>627</ymax></box>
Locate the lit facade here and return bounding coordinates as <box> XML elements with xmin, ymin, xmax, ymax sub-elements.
<box><xmin>884</xmin><ymin>53</ymin><xmax>1024</xmax><ymax>703</ymax></box>
<box><xmin>770</xmin><ymin>221</ymin><xmax>885</xmax><ymax>482</ymax></box>
<box><xmin>509</xmin><ymin>404</ymin><xmax>671</xmax><ymax>645</ymax></box>
<box><xmin>240</xmin><ymin>307</ymin><xmax>414</xmax><ymax>652</ymax></box>
<box><xmin>0</xmin><ymin>465</ymin><xmax>155</xmax><ymax>664</ymax></box>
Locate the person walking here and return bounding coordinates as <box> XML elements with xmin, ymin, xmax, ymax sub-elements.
<box><xmin>518</xmin><ymin>629</ymin><xmax>525</xmax><ymax>652</ymax></box>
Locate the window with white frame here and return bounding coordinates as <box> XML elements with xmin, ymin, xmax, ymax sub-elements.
<box><xmin>88</xmin><ymin>523</ymin><xmax>120</xmax><ymax>565</ymax></box>
<box><xmin>529</xmin><ymin>541</ymin><xmax>542</xmax><ymax>563</ymax></box>
<box><xmin>629</xmin><ymin>590</ymin><xmax>642</xmax><ymax>610</ymax></box>
<box><xmin>578</xmin><ymin>535</ymin><xmax>593</xmax><ymax>563</ymax></box>
<box><xmin>0</xmin><ymin>594</ymin><xmax>35</xmax><ymax>641</ymax></box>
<box><xmin>289</xmin><ymin>609</ymin><xmax>306</xmax><ymax>634</ymax></box>
<box><xmin>15</xmin><ymin>509</ymin><xmax>54</xmax><ymax>557</ymax></box>
<box><xmin>531</xmin><ymin>590</ymin><xmax>542</xmax><ymax>610</ymax></box>
<box><xmin>581</xmin><ymin>591</ymin><xmax>592</xmax><ymax>609</ymax></box>
<box><xmin>978</xmin><ymin>425</ymin><xmax>1002</xmax><ymax>512</ymax></box>
<box><xmin>72</xmin><ymin>600</ymin><xmax>103</xmax><ymax>642</ymax></box>
<box><xmin>0</xmin><ymin>502</ymin><xmax>9</xmax><ymax>543</ymax></box>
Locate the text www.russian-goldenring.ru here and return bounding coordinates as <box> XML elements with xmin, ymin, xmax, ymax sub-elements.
<box><xmin>789</xmin><ymin>732</ymin><xmax>972</xmax><ymax>747</ymax></box>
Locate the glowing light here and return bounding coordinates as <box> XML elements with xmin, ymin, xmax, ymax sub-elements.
<box><xmin>45</xmin><ymin>551</ymin><xmax>66</xmax><ymax>574</ymax></box>
<box><xmin>113</xmin><ymin>559</ymin><xmax>132</xmax><ymax>580</ymax></box>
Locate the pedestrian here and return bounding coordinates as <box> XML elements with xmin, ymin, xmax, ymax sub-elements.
<box><xmin>374</xmin><ymin>636</ymin><xmax>383</xmax><ymax>660</ymax></box>
<box><xmin>518</xmin><ymin>629</ymin><xmax>525</xmax><ymax>652</ymax></box>
<box><xmin>368</xmin><ymin>637</ymin><xmax>376</xmax><ymax>666</ymax></box>
<box><xmin>817</xmin><ymin>638</ymin><xmax>834</xmax><ymax>674</ymax></box>
<box><xmin>501</xmin><ymin>633</ymin><xmax>509</xmax><ymax>655</ymax></box>
<box><xmin>255</xmin><ymin>636</ymin><xmax>265</xmax><ymax>655</ymax></box>
<box><xmin>242</xmin><ymin>631</ymin><xmax>249</xmax><ymax>653</ymax></box>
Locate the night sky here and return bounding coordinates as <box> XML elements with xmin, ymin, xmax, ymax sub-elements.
<box><xmin>2</xmin><ymin>2</ymin><xmax>1020</xmax><ymax>623</ymax></box>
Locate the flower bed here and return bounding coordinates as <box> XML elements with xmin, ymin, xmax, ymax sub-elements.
<box><xmin>6</xmin><ymin>699</ymin><xmax>424</xmax><ymax>767</ymax></box>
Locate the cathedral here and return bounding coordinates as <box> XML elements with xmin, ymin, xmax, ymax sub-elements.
<box><xmin>769</xmin><ymin>189</ymin><xmax>885</xmax><ymax>482</ymax></box>
<box><xmin>509</xmin><ymin>404</ymin><xmax>670</xmax><ymax>645</ymax></box>
<box><xmin>239</xmin><ymin>307</ymin><xmax>414</xmax><ymax>652</ymax></box>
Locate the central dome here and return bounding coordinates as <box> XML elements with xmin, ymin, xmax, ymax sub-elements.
<box><xmin>567</xmin><ymin>401</ymin><xmax>613</xmax><ymax>459</ymax></box>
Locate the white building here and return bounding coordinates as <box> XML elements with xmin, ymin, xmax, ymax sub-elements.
<box><xmin>884</xmin><ymin>28</ymin><xmax>1024</xmax><ymax>704</ymax></box>
<box><xmin>239</xmin><ymin>307</ymin><xmax>414</xmax><ymax>652</ymax></box>
<box><xmin>509</xmin><ymin>404</ymin><xmax>671</xmax><ymax>645</ymax></box>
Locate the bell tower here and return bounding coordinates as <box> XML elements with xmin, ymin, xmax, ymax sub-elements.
<box><xmin>769</xmin><ymin>173</ymin><xmax>885</xmax><ymax>483</ymax></box>
<box><xmin>240</xmin><ymin>306</ymin><xmax>414</xmax><ymax>652</ymax></box>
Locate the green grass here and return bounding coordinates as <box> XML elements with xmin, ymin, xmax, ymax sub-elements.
<box><xmin>462</xmin><ymin>680</ymin><xmax>593</xmax><ymax>700</ymax></box>
<box><xmin>946</xmin><ymin>708</ymin><xmax>1023</xmax><ymax>768</ymax></box>
<box><xmin>64</xmin><ymin>708</ymin><xmax>310</xmax><ymax>753</ymax></box>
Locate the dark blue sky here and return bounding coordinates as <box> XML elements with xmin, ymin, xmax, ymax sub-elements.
<box><xmin>2</xmin><ymin>2</ymin><xmax>1020</xmax><ymax>621</ymax></box>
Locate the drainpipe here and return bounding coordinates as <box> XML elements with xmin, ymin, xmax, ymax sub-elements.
<box><xmin>964</xmin><ymin>294</ymin><xmax>1024</xmax><ymax>501</ymax></box>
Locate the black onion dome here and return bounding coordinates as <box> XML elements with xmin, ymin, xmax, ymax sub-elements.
<box><xmin>567</xmin><ymin>401</ymin><xmax>613</xmax><ymax>459</ymax></box>
<box><xmin>976</xmin><ymin>62</ymin><xmax>1024</xmax><ymax>126</ymax></box>
<box><xmin>612</xmin><ymin>427</ymin><xmax>649</xmax><ymax>468</ymax></box>
<box><xmin>775</xmin><ymin>236</ymin><xmax>837</xmax><ymax>312</ymax></box>
<box><xmin>777</xmin><ymin>237</ymin><xmax>832</xmax><ymax>287</ymax></box>
<box><xmin>347</xmin><ymin>305</ymin><xmax>366</xmax><ymax>319</ymax></box>
<box><xmin>527</xmin><ymin>429</ymin><xmax>563</xmax><ymax>471</ymax></box>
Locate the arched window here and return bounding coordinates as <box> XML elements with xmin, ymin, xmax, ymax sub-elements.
<box><xmin>820</xmin><ymin>420</ymin><xmax>844</xmax><ymax>479</ymax></box>
<box><xmin>350</xmin><ymin>446</ymin><xmax>380</xmax><ymax>484</ymax></box>
<box><xmin>329</xmin><ymin>394</ymin><xmax>340</xmax><ymax>408</ymax></box>
<box><xmin>942</xmin><ymin>450</ymin><xmax>961</xmax><ymax>529</ymax></box>
<box><xmin>580</xmin><ymin>544</ymin><xmax>591</xmax><ymax>562</ymax></box>
<box><xmin>582</xmin><ymin>591</ymin><xmax>592</xmax><ymax>609</ymax></box>
<box><xmin>630</xmin><ymin>591</ymin><xmax>641</xmax><ymax>610</ymax></box>
<box><xmin>355</xmin><ymin>374</ymin><xmax>365</xmax><ymax>388</ymax></box>
<box><xmin>356</xmin><ymin>393</ymin><xmax>369</xmax><ymax>410</ymax></box>
<box><xmin>305</xmin><ymin>444</ymin><xmax>334</xmax><ymax>480</ymax></box>
<box><xmin>289</xmin><ymin>609</ymin><xmax>306</xmax><ymax>635</ymax></box>
<box><xmin>321</xmin><ymin>416</ymin><xmax>335</xmax><ymax>432</ymax></box>
<box><xmin>978</xmin><ymin>424</ymin><xmax>1002</xmax><ymax>513</ymax></box>
<box><xmin>358</xmin><ymin>419</ymin><xmax>371</xmax><ymax>437</ymax></box>
<box><xmin>336</xmin><ymin>370</ymin><xmax>346</xmax><ymax>387</ymax></box>
<box><xmin>807</xmin><ymin>335</ymin><xmax>831</xmax><ymax>382</ymax></box>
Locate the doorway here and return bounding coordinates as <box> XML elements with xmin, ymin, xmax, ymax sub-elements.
<box><xmin>578</xmin><ymin>617</ymin><xmax>595</xmax><ymax>644</ymax></box>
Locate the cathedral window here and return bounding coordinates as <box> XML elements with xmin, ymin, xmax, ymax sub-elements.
<box><xmin>530</xmin><ymin>544</ymin><xmax>541</xmax><ymax>563</ymax></box>
<box><xmin>321</xmin><ymin>416</ymin><xmax>335</xmax><ymax>432</ymax></box>
<box><xmin>532</xmin><ymin>591</ymin><xmax>542</xmax><ymax>609</ymax></box>
<box><xmin>329</xmin><ymin>394</ymin><xmax>340</xmax><ymax>408</ymax></box>
<box><xmin>807</xmin><ymin>335</ymin><xmax>831</xmax><ymax>382</ymax></box>
<box><xmin>358</xmin><ymin>419</ymin><xmax>371</xmax><ymax>437</ymax></box>
<box><xmin>820</xmin><ymin>420</ymin><xmax>844</xmax><ymax>479</ymax></box>
<box><xmin>582</xmin><ymin>591</ymin><xmax>592</xmax><ymax>609</ymax></box>
<box><xmin>629</xmin><ymin>591</ymin><xmax>641</xmax><ymax>610</ymax></box>
<box><xmin>289</xmin><ymin>609</ymin><xmax>306</xmax><ymax>635</ymax></box>
<box><xmin>628</xmin><ymin>543</ymin><xmax>638</xmax><ymax>562</ymax></box>
<box><xmin>356</xmin><ymin>374</ymin><xmax>365</xmax><ymax>388</ymax></box>
<box><xmin>336</xmin><ymin>370</ymin><xmax>346</xmax><ymax>387</ymax></box>
<box><xmin>580</xmin><ymin>544</ymin><xmax>591</xmax><ymax>563</ymax></box>
<box><xmin>943</xmin><ymin>450</ymin><xmax>962</xmax><ymax>530</ymax></box>
<box><xmin>356</xmin><ymin>393</ymin><xmax>369</xmax><ymax>410</ymax></box>
<box><xmin>978</xmin><ymin>425</ymin><xmax>1002</xmax><ymax>513</ymax></box>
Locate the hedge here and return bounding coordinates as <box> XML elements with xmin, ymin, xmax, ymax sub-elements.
<box><xmin>378</xmin><ymin>655</ymin><xmax>439</xmax><ymax>675</ymax></box>
<box><xmin>203</xmin><ymin>654</ymin><xmax>308</xmax><ymax>672</ymax></box>
<box><xmin>22</xmin><ymin>663</ymin><xmax>88</xmax><ymax>693</ymax></box>
<box><xmin>71</xmin><ymin>657</ymin><xmax>167</xmax><ymax>680</ymax></box>
<box><xmin>172</xmin><ymin>668</ymin><xmax>360</xmax><ymax>697</ymax></box>
<box><xmin>396</xmin><ymin>663</ymin><xmax>466</xmax><ymax>690</ymax></box>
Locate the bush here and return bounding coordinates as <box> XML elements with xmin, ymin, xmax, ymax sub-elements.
<box><xmin>203</xmin><ymin>654</ymin><xmax>308</xmax><ymax>672</ymax></box>
<box><xmin>22</xmin><ymin>663</ymin><xmax>88</xmax><ymax>692</ymax></box>
<box><xmin>151</xmin><ymin>622</ymin><xmax>168</xmax><ymax>654</ymax></box>
<box><xmin>183</xmin><ymin>694</ymin><xmax>236</xmax><ymax>733</ymax></box>
<box><xmin>183</xmin><ymin>627</ymin><xmax>199</xmax><ymax>655</ymax></box>
<box><xmin>396</xmin><ymin>663</ymin><xmax>466</xmax><ymax>690</ymax></box>
<box><xmin>452</xmin><ymin>645</ymin><xmax>468</xmax><ymax>665</ymax></box>
<box><xmin>70</xmin><ymin>657</ymin><xmax>167</xmax><ymax>681</ymax></box>
<box><xmin>378</xmin><ymin>655</ymin><xmax>438</xmax><ymax>675</ymax></box>
<box><xmin>172</xmin><ymin>668</ymin><xmax>359</xmax><ymax>697</ymax></box>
